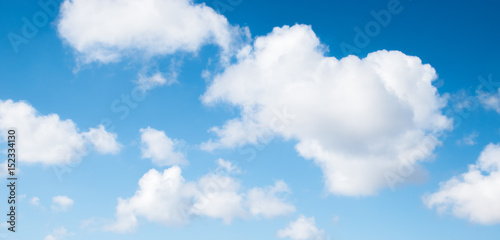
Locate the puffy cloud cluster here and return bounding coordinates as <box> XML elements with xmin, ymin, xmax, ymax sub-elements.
<box><xmin>202</xmin><ymin>24</ymin><xmax>451</xmax><ymax>196</ymax></box>
<box><xmin>277</xmin><ymin>215</ymin><xmax>325</xmax><ymax>240</ymax></box>
<box><xmin>105</xmin><ymin>160</ymin><xmax>295</xmax><ymax>233</ymax></box>
<box><xmin>424</xmin><ymin>143</ymin><xmax>500</xmax><ymax>225</ymax></box>
<box><xmin>139</xmin><ymin>127</ymin><xmax>187</xmax><ymax>166</ymax></box>
<box><xmin>0</xmin><ymin>100</ymin><xmax>122</xmax><ymax>165</ymax></box>
<box><xmin>57</xmin><ymin>0</ymin><xmax>244</xmax><ymax>63</ymax></box>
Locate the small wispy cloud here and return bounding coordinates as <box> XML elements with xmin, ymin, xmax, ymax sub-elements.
<box><xmin>51</xmin><ymin>196</ymin><xmax>74</xmax><ymax>212</ymax></box>
<box><xmin>456</xmin><ymin>131</ymin><xmax>479</xmax><ymax>146</ymax></box>
<box><xmin>30</xmin><ymin>197</ymin><xmax>40</xmax><ymax>206</ymax></box>
<box><xmin>136</xmin><ymin>71</ymin><xmax>177</xmax><ymax>92</ymax></box>
<box><xmin>44</xmin><ymin>227</ymin><xmax>74</xmax><ymax>240</ymax></box>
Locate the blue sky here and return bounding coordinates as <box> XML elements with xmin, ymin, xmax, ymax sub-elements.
<box><xmin>1</xmin><ymin>0</ymin><xmax>500</xmax><ymax>239</ymax></box>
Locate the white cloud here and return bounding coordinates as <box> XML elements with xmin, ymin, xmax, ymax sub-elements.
<box><xmin>0</xmin><ymin>100</ymin><xmax>122</xmax><ymax>165</ymax></box>
<box><xmin>189</xmin><ymin>158</ymin><xmax>246</xmax><ymax>223</ymax></box>
<box><xmin>136</xmin><ymin>72</ymin><xmax>177</xmax><ymax>92</ymax></box>
<box><xmin>44</xmin><ymin>227</ymin><xmax>74</xmax><ymax>240</ymax></box>
<box><xmin>201</xmin><ymin>24</ymin><xmax>451</xmax><ymax>196</ymax></box>
<box><xmin>456</xmin><ymin>131</ymin><xmax>479</xmax><ymax>146</ymax></box>
<box><xmin>216</xmin><ymin>158</ymin><xmax>241</xmax><ymax>174</ymax></box>
<box><xmin>140</xmin><ymin>127</ymin><xmax>187</xmax><ymax>166</ymax></box>
<box><xmin>104</xmin><ymin>167</ymin><xmax>193</xmax><ymax>232</ymax></box>
<box><xmin>52</xmin><ymin>196</ymin><xmax>74</xmax><ymax>212</ymax></box>
<box><xmin>57</xmin><ymin>0</ymin><xmax>245</xmax><ymax>64</ymax></box>
<box><xmin>423</xmin><ymin>143</ymin><xmax>500</xmax><ymax>225</ymax></box>
<box><xmin>30</xmin><ymin>197</ymin><xmax>40</xmax><ymax>206</ymax></box>
<box><xmin>277</xmin><ymin>215</ymin><xmax>325</xmax><ymax>240</ymax></box>
<box><xmin>477</xmin><ymin>88</ymin><xmax>500</xmax><ymax>113</ymax></box>
<box><xmin>83</xmin><ymin>125</ymin><xmax>122</xmax><ymax>154</ymax></box>
<box><xmin>105</xmin><ymin>160</ymin><xmax>295</xmax><ymax>233</ymax></box>
<box><xmin>246</xmin><ymin>180</ymin><xmax>295</xmax><ymax>218</ymax></box>
<box><xmin>190</xmin><ymin>170</ymin><xmax>246</xmax><ymax>223</ymax></box>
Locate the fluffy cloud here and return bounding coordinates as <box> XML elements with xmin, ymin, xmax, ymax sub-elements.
<box><xmin>246</xmin><ymin>180</ymin><xmax>295</xmax><ymax>218</ymax></box>
<box><xmin>423</xmin><ymin>143</ymin><xmax>500</xmax><ymax>225</ymax></box>
<box><xmin>57</xmin><ymin>0</ymin><xmax>244</xmax><ymax>63</ymax></box>
<box><xmin>44</xmin><ymin>227</ymin><xmax>74</xmax><ymax>240</ymax></box>
<box><xmin>105</xmin><ymin>160</ymin><xmax>295</xmax><ymax>233</ymax></box>
<box><xmin>0</xmin><ymin>100</ymin><xmax>122</xmax><ymax>165</ymax></box>
<box><xmin>202</xmin><ymin>24</ymin><xmax>451</xmax><ymax>196</ymax></box>
<box><xmin>477</xmin><ymin>88</ymin><xmax>500</xmax><ymax>113</ymax></box>
<box><xmin>140</xmin><ymin>127</ymin><xmax>187</xmax><ymax>166</ymax></box>
<box><xmin>52</xmin><ymin>196</ymin><xmax>74</xmax><ymax>212</ymax></box>
<box><xmin>190</xmin><ymin>170</ymin><xmax>246</xmax><ymax>223</ymax></box>
<box><xmin>277</xmin><ymin>215</ymin><xmax>325</xmax><ymax>240</ymax></box>
<box><xmin>83</xmin><ymin>125</ymin><xmax>122</xmax><ymax>154</ymax></box>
